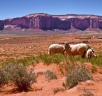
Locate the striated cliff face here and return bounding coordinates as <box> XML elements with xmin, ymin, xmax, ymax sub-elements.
<box><xmin>71</xmin><ymin>18</ymin><xmax>90</xmax><ymax>30</ymax></box>
<box><xmin>4</xmin><ymin>17</ymin><xmax>29</xmax><ymax>29</ymax></box>
<box><xmin>1</xmin><ymin>13</ymin><xmax>102</xmax><ymax>31</ymax></box>
<box><xmin>0</xmin><ymin>20</ymin><xmax>4</xmax><ymax>30</ymax></box>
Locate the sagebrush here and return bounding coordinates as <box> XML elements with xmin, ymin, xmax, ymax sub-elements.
<box><xmin>63</xmin><ymin>64</ymin><xmax>93</xmax><ymax>89</ymax></box>
<box><xmin>1</xmin><ymin>63</ymin><xmax>36</xmax><ymax>91</ymax></box>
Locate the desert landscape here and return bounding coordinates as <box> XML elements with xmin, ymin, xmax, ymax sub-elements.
<box><xmin>1</xmin><ymin>0</ymin><xmax>102</xmax><ymax>95</ymax></box>
<box><xmin>0</xmin><ymin>31</ymin><xmax>101</xmax><ymax>96</ymax></box>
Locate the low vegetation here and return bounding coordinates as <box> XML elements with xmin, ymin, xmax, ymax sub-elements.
<box><xmin>0</xmin><ymin>67</ymin><xmax>8</xmax><ymax>87</ymax></box>
<box><xmin>63</xmin><ymin>64</ymin><xmax>93</xmax><ymax>89</ymax></box>
<box><xmin>0</xmin><ymin>63</ymin><xmax>36</xmax><ymax>91</ymax></box>
<box><xmin>1</xmin><ymin>52</ymin><xmax>102</xmax><ymax>67</ymax></box>
<box><xmin>79</xmin><ymin>89</ymin><xmax>94</xmax><ymax>96</ymax></box>
<box><xmin>45</xmin><ymin>70</ymin><xmax>57</xmax><ymax>80</ymax></box>
<box><xmin>53</xmin><ymin>88</ymin><xmax>64</xmax><ymax>94</ymax></box>
<box><xmin>0</xmin><ymin>52</ymin><xmax>101</xmax><ymax>91</ymax></box>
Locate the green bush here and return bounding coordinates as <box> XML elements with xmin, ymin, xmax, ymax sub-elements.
<box><xmin>53</xmin><ymin>88</ymin><xmax>64</xmax><ymax>94</ymax></box>
<box><xmin>45</xmin><ymin>70</ymin><xmax>57</xmax><ymax>80</ymax></box>
<box><xmin>0</xmin><ymin>67</ymin><xmax>8</xmax><ymax>87</ymax></box>
<box><xmin>2</xmin><ymin>63</ymin><xmax>36</xmax><ymax>91</ymax></box>
<box><xmin>63</xmin><ymin>64</ymin><xmax>92</xmax><ymax>89</ymax></box>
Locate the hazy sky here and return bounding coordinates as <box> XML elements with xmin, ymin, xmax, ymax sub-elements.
<box><xmin>0</xmin><ymin>0</ymin><xmax>102</xmax><ymax>20</ymax></box>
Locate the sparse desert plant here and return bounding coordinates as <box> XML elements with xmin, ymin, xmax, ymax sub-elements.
<box><xmin>53</xmin><ymin>88</ymin><xmax>64</xmax><ymax>94</ymax></box>
<box><xmin>79</xmin><ymin>89</ymin><xmax>94</xmax><ymax>96</ymax></box>
<box><xmin>1</xmin><ymin>56</ymin><xmax>36</xmax><ymax>66</ymax></box>
<box><xmin>50</xmin><ymin>53</ymin><xmax>65</xmax><ymax>64</ymax></box>
<box><xmin>3</xmin><ymin>63</ymin><xmax>36</xmax><ymax>91</ymax></box>
<box><xmin>63</xmin><ymin>64</ymin><xmax>92</xmax><ymax>89</ymax></box>
<box><xmin>1</xmin><ymin>52</ymin><xmax>102</xmax><ymax>68</ymax></box>
<box><xmin>89</xmin><ymin>56</ymin><xmax>102</xmax><ymax>66</ymax></box>
<box><xmin>36</xmin><ymin>53</ymin><xmax>65</xmax><ymax>65</ymax></box>
<box><xmin>36</xmin><ymin>53</ymin><xmax>52</xmax><ymax>64</ymax></box>
<box><xmin>1</xmin><ymin>58</ymin><xmax>16</xmax><ymax>66</ymax></box>
<box><xmin>0</xmin><ymin>67</ymin><xmax>8</xmax><ymax>87</ymax></box>
<box><xmin>45</xmin><ymin>70</ymin><xmax>57</xmax><ymax>80</ymax></box>
<box><xmin>16</xmin><ymin>56</ymin><xmax>35</xmax><ymax>66</ymax></box>
<box><xmin>91</xmin><ymin>65</ymin><xmax>97</xmax><ymax>73</ymax></box>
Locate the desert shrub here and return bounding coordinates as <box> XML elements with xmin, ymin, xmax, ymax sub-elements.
<box><xmin>53</xmin><ymin>88</ymin><xmax>60</xmax><ymax>94</ymax></box>
<box><xmin>91</xmin><ymin>65</ymin><xmax>97</xmax><ymax>73</ymax></box>
<box><xmin>45</xmin><ymin>70</ymin><xmax>57</xmax><ymax>80</ymax></box>
<box><xmin>63</xmin><ymin>64</ymin><xmax>92</xmax><ymax>89</ymax></box>
<box><xmin>3</xmin><ymin>63</ymin><xmax>36</xmax><ymax>91</ymax></box>
<box><xmin>0</xmin><ymin>67</ymin><xmax>8</xmax><ymax>87</ymax></box>
<box><xmin>79</xmin><ymin>89</ymin><xmax>94</xmax><ymax>96</ymax></box>
<box><xmin>53</xmin><ymin>88</ymin><xmax>64</xmax><ymax>94</ymax></box>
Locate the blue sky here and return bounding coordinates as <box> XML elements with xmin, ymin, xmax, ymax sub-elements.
<box><xmin>0</xmin><ymin>0</ymin><xmax>102</xmax><ymax>20</ymax></box>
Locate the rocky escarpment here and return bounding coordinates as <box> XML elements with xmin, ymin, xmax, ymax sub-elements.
<box><xmin>1</xmin><ymin>13</ymin><xmax>102</xmax><ymax>31</ymax></box>
<box><xmin>4</xmin><ymin>14</ymin><xmax>71</xmax><ymax>30</ymax></box>
<box><xmin>0</xmin><ymin>20</ymin><xmax>4</xmax><ymax>30</ymax></box>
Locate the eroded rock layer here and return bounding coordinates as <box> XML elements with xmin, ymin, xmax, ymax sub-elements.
<box><xmin>0</xmin><ymin>13</ymin><xmax>102</xmax><ymax>31</ymax></box>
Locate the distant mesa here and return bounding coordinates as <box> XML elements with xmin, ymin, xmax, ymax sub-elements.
<box><xmin>0</xmin><ymin>13</ymin><xmax>102</xmax><ymax>31</ymax></box>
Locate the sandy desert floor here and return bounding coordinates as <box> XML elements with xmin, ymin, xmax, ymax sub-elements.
<box><xmin>0</xmin><ymin>34</ymin><xmax>102</xmax><ymax>96</ymax></box>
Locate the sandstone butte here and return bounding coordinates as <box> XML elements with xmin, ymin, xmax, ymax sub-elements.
<box><xmin>0</xmin><ymin>13</ymin><xmax>102</xmax><ymax>31</ymax></box>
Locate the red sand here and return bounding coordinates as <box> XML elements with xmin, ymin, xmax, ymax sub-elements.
<box><xmin>0</xmin><ymin>35</ymin><xmax>102</xmax><ymax>96</ymax></box>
